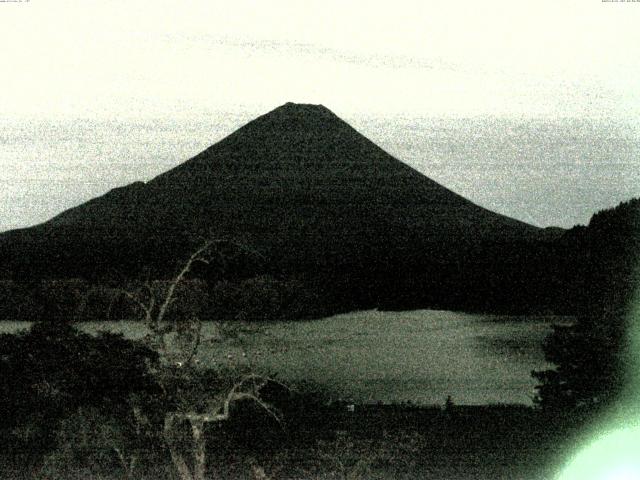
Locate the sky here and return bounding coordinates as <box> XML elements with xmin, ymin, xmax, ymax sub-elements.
<box><xmin>1</xmin><ymin>0</ymin><xmax>640</xmax><ymax>230</ymax></box>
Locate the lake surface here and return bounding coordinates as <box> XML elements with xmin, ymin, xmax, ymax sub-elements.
<box><xmin>1</xmin><ymin>310</ymin><xmax>569</xmax><ymax>406</ymax></box>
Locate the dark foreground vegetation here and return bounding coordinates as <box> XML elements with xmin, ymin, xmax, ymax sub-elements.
<box><xmin>0</xmin><ymin>408</ymin><xmax>591</xmax><ymax>480</ymax></box>
<box><xmin>0</xmin><ymin>321</ymin><xmax>587</xmax><ymax>480</ymax></box>
<box><xmin>532</xmin><ymin>198</ymin><xmax>639</xmax><ymax>412</ymax></box>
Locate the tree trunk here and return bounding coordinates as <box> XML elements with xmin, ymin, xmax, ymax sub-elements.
<box><xmin>164</xmin><ymin>414</ymin><xmax>195</xmax><ymax>480</ymax></box>
<box><xmin>191</xmin><ymin>419</ymin><xmax>207</xmax><ymax>480</ymax></box>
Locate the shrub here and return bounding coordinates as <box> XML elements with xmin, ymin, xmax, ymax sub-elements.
<box><xmin>0</xmin><ymin>322</ymin><xmax>159</xmax><ymax>457</ymax></box>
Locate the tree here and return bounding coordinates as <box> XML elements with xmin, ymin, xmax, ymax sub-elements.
<box><xmin>39</xmin><ymin>406</ymin><xmax>156</xmax><ymax>480</ymax></box>
<box><xmin>532</xmin><ymin>199</ymin><xmax>639</xmax><ymax>411</ymax></box>
<box><xmin>124</xmin><ymin>239</ymin><xmax>285</xmax><ymax>480</ymax></box>
<box><xmin>0</xmin><ymin>322</ymin><xmax>159</xmax><ymax>475</ymax></box>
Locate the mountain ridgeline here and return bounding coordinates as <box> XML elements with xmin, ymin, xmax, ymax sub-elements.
<box><xmin>0</xmin><ymin>103</ymin><xmax>632</xmax><ymax>318</ymax></box>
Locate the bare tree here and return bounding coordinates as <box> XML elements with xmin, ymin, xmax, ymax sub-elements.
<box><xmin>125</xmin><ymin>239</ymin><xmax>281</xmax><ymax>480</ymax></box>
<box><xmin>122</xmin><ymin>240</ymin><xmax>213</xmax><ymax>366</ymax></box>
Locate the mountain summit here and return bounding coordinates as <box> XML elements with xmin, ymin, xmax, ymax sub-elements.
<box><xmin>0</xmin><ymin>103</ymin><xmax>549</xmax><ymax>312</ymax></box>
<box><xmin>48</xmin><ymin>102</ymin><xmax>535</xmax><ymax>234</ymax></box>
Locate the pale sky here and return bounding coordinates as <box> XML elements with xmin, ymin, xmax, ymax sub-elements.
<box><xmin>2</xmin><ymin>0</ymin><xmax>639</xmax><ymax>119</ymax></box>
<box><xmin>1</xmin><ymin>0</ymin><xmax>640</xmax><ymax>230</ymax></box>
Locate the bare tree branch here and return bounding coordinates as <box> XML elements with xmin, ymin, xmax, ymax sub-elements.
<box><xmin>121</xmin><ymin>238</ymin><xmax>281</xmax><ymax>480</ymax></box>
<box><xmin>164</xmin><ymin>414</ymin><xmax>195</xmax><ymax>480</ymax></box>
<box><xmin>191</xmin><ymin>419</ymin><xmax>206</xmax><ymax>480</ymax></box>
<box><xmin>156</xmin><ymin>240</ymin><xmax>214</xmax><ymax>327</ymax></box>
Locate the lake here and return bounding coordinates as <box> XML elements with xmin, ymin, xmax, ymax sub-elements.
<box><xmin>0</xmin><ymin>310</ymin><xmax>569</xmax><ymax>406</ymax></box>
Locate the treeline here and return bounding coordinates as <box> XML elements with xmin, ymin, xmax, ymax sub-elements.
<box><xmin>0</xmin><ymin>275</ymin><xmax>326</xmax><ymax>323</ymax></box>
<box><xmin>533</xmin><ymin>198</ymin><xmax>640</xmax><ymax>411</ymax></box>
<box><xmin>0</xmin><ymin>199</ymin><xmax>638</xmax><ymax>321</ymax></box>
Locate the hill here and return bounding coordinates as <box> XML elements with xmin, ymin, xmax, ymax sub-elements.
<box><xmin>0</xmin><ymin>103</ymin><xmax>565</xmax><ymax>314</ymax></box>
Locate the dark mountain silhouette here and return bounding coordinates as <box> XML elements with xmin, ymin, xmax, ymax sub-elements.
<box><xmin>0</xmin><ymin>103</ymin><xmax>566</xmax><ymax>314</ymax></box>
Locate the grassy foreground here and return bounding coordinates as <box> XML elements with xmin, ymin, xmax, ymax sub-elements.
<box><xmin>1</xmin><ymin>403</ymin><xmax>585</xmax><ymax>480</ymax></box>
<box><xmin>204</xmin><ymin>404</ymin><xmax>585</xmax><ymax>480</ymax></box>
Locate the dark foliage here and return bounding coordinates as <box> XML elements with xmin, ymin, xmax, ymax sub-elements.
<box><xmin>0</xmin><ymin>279</ymin><xmax>41</xmax><ymax>321</ymax></box>
<box><xmin>533</xmin><ymin>198</ymin><xmax>640</xmax><ymax>410</ymax></box>
<box><xmin>200</xmin><ymin>404</ymin><xmax>580</xmax><ymax>480</ymax></box>
<box><xmin>0</xmin><ymin>322</ymin><xmax>160</xmax><ymax>458</ymax></box>
<box><xmin>209</xmin><ymin>275</ymin><xmax>324</xmax><ymax>321</ymax></box>
<box><xmin>220</xmin><ymin>378</ymin><xmax>334</xmax><ymax>449</ymax></box>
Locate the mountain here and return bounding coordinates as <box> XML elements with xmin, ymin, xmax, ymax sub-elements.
<box><xmin>0</xmin><ymin>103</ymin><xmax>562</xmax><ymax>314</ymax></box>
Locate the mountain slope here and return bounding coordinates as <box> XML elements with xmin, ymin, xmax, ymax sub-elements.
<box><xmin>0</xmin><ymin>103</ymin><xmax>555</xmax><ymax>313</ymax></box>
<box><xmin>44</xmin><ymin>103</ymin><xmax>537</xmax><ymax>240</ymax></box>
